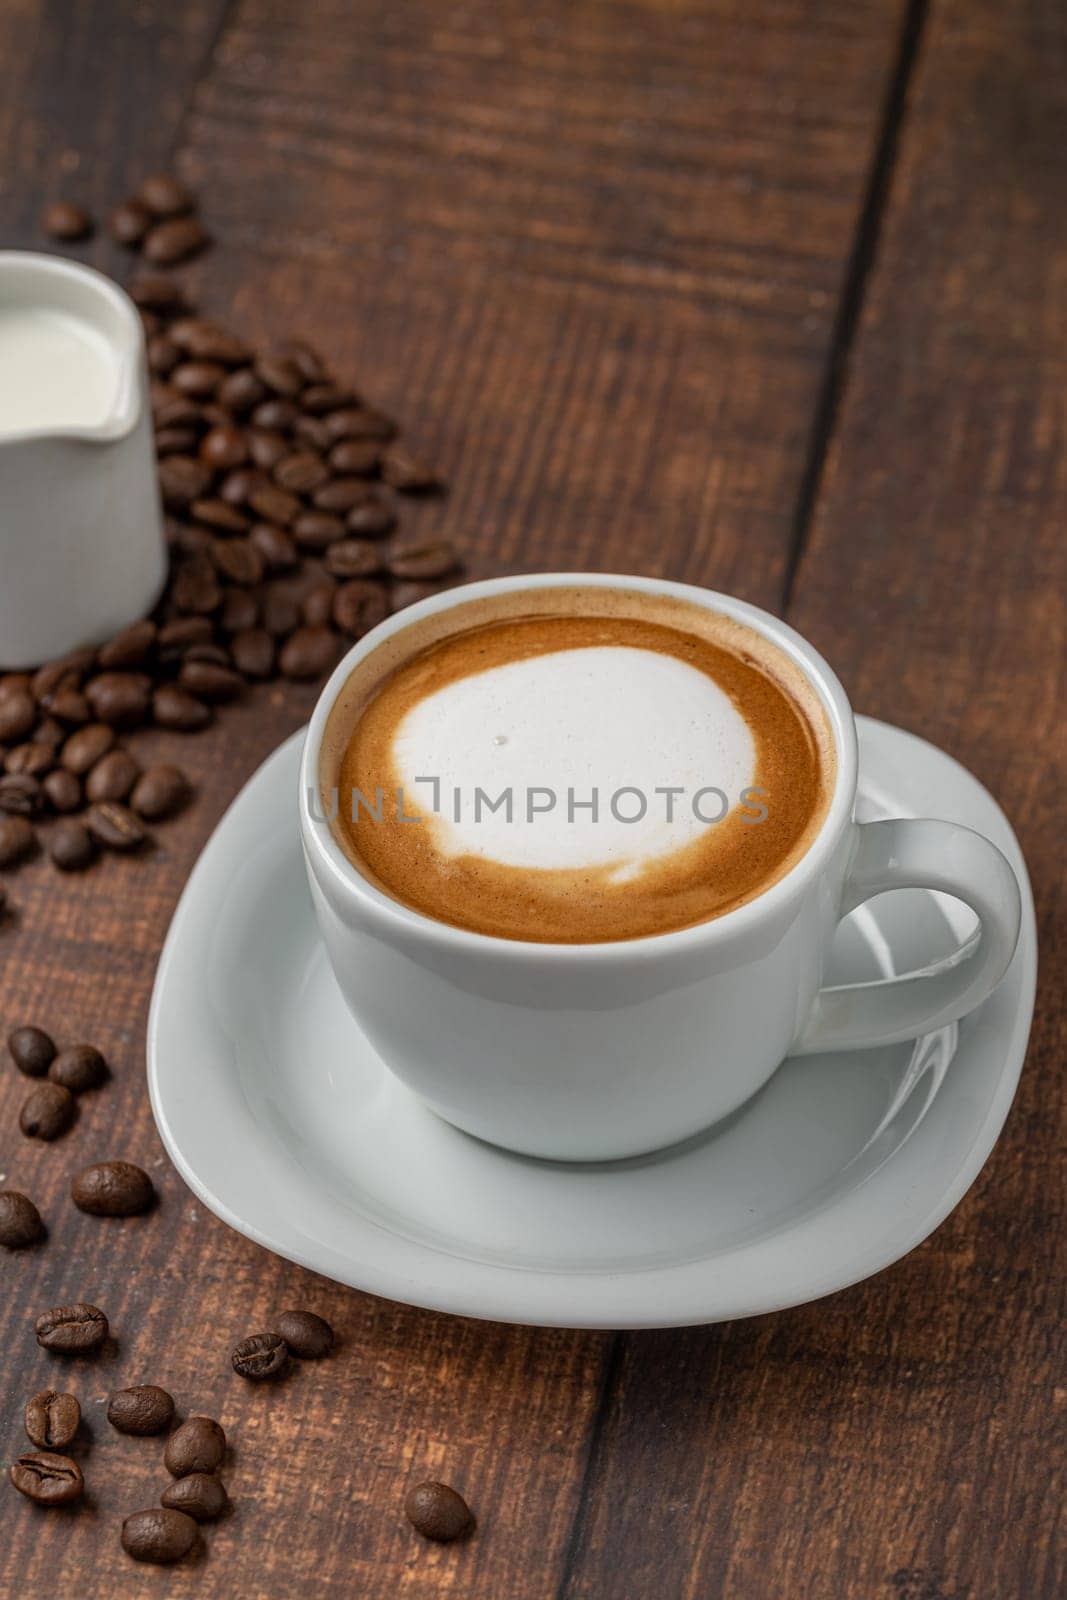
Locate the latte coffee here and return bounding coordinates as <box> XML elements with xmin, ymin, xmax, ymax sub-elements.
<box><xmin>320</xmin><ymin>587</ymin><xmax>835</xmax><ymax>943</ymax></box>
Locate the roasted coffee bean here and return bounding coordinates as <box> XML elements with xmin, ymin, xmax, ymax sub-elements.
<box><xmin>251</xmin><ymin>400</ymin><xmax>299</xmax><ymax>435</ymax></box>
<box><xmin>85</xmin><ymin>672</ymin><xmax>151</xmax><ymax>728</ymax></box>
<box><xmin>388</xmin><ymin>540</ymin><xmax>460</xmax><ymax>581</ymax></box>
<box><xmin>279</xmin><ymin>626</ymin><xmax>341</xmax><ymax>680</ymax></box>
<box><xmin>178</xmin><ymin>660</ymin><xmax>243</xmax><ymax>703</ymax></box>
<box><xmin>333</xmin><ymin>579</ymin><xmax>389</xmax><ymax>637</ymax></box>
<box><xmin>249</xmin><ymin>483</ymin><xmax>301</xmax><ymax>526</ymax></box>
<box><xmin>0</xmin><ymin>689</ymin><xmax>36</xmax><ymax>742</ymax></box>
<box><xmin>131</xmin><ymin>765</ymin><xmax>190</xmax><ymax>821</ymax></box>
<box><xmin>36</xmin><ymin>1303</ymin><xmax>108</xmax><ymax>1353</ymax></box>
<box><xmin>220</xmin><ymin>586</ymin><xmax>260</xmax><ymax>633</ymax></box>
<box><xmin>61</xmin><ymin>723</ymin><xmax>115</xmax><ymax>775</ymax></box>
<box><xmin>0</xmin><ymin>815</ymin><xmax>37</xmax><ymax>864</ymax></box>
<box><xmin>276</xmin><ymin>1308</ymin><xmax>334</xmax><ymax>1359</ymax></box>
<box><xmin>278</xmin><ymin>339</ymin><xmax>324</xmax><ymax>382</ymax></box>
<box><xmin>42</xmin><ymin>686</ymin><xmax>90</xmax><ymax>725</ymax></box>
<box><xmin>219</xmin><ymin>466</ymin><xmax>268</xmax><ymax>507</ymax></box>
<box><xmin>148</xmin><ymin>333</ymin><xmax>180</xmax><ymax>375</ymax></box>
<box><xmin>8</xmin><ymin>1025</ymin><xmax>56</xmax><ymax>1076</ymax></box>
<box><xmin>153</xmin><ymin>685</ymin><xmax>212</xmax><ymax>732</ymax></box>
<box><xmin>345</xmin><ymin>496</ymin><xmax>396</xmax><ymax>538</ymax></box>
<box><xmin>380</xmin><ymin>445</ymin><xmax>442</xmax><ymax>493</ymax></box>
<box><xmin>138</xmin><ymin>173</ymin><xmax>195</xmax><ymax>217</ymax></box>
<box><xmin>156</xmin><ymin>428</ymin><xmax>201</xmax><ymax>460</ymax></box>
<box><xmin>261</xmin><ymin>589</ymin><xmax>302</xmax><ymax>638</ymax></box>
<box><xmin>254</xmin><ymin>355</ymin><xmax>304</xmax><ymax>397</ymax></box>
<box><xmin>109</xmin><ymin>198</ymin><xmax>153</xmax><ymax>246</ymax></box>
<box><xmin>20</xmin><ymin>1082</ymin><xmax>75</xmax><ymax>1140</ymax></box>
<box><xmin>273</xmin><ymin>451</ymin><xmax>328</xmax><ymax>493</ymax></box>
<box><xmin>107</xmin><ymin>1384</ymin><xmax>175</xmax><ymax>1435</ymax></box>
<box><xmin>48</xmin><ymin>819</ymin><xmax>95</xmax><ymax>872</ymax></box>
<box><xmin>42</xmin><ymin>200</ymin><xmax>93</xmax><ymax>241</ymax></box>
<box><xmin>292</xmin><ymin>510</ymin><xmax>344</xmax><ymax>550</ymax></box>
<box><xmin>200</xmin><ymin>425</ymin><xmax>248</xmax><ymax>470</ymax></box>
<box><xmin>248</xmin><ymin>428</ymin><xmax>291</xmax><ymax>469</ymax></box>
<box><xmin>43</xmin><ymin>768</ymin><xmax>83</xmax><ymax>814</ymax></box>
<box><xmin>324</xmin><ymin>539</ymin><xmax>383</xmax><ymax>579</ymax></box>
<box><xmin>1</xmin><ymin>670</ymin><xmax>33</xmax><ymax>695</ymax></box>
<box><xmin>327</xmin><ymin>439</ymin><xmax>382</xmax><ymax>476</ymax></box>
<box><xmin>155</xmin><ymin>396</ymin><xmax>205</xmax><ymax>435</ymax></box>
<box><xmin>49</xmin><ymin>1044</ymin><xmax>107</xmax><ymax>1093</ymax></box>
<box><xmin>159</xmin><ymin>455</ymin><xmax>214</xmax><ymax>510</ymax></box>
<box><xmin>97</xmin><ymin>619</ymin><xmax>157</xmax><ymax>671</ymax></box>
<box><xmin>161</xmin><ymin>1471</ymin><xmax>229</xmax><ymax>1522</ymax></box>
<box><xmin>0</xmin><ymin>1191</ymin><xmax>44</xmax><ymax>1249</ymax></box>
<box><xmin>129</xmin><ymin>271</ymin><xmax>185</xmax><ymax>311</ymax></box>
<box><xmin>293</xmin><ymin>414</ymin><xmax>330</xmax><ymax>451</ymax></box>
<box><xmin>301</xmin><ymin>581</ymin><xmax>337</xmax><ymax>629</ymax></box>
<box><xmin>211</xmin><ymin>537</ymin><xmax>264</xmax><ymax>587</ymax></box>
<box><xmin>313</xmin><ymin>476</ymin><xmax>379</xmax><ymax>513</ymax></box>
<box><xmin>123</xmin><ymin>1508</ymin><xmax>199</xmax><ymax>1564</ymax></box>
<box><xmin>324</xmin><ymin>405</ymin><xmax>396</xmax><ymax>443</ymax></box>
<box><xmin>164</xmin><ymin>1416</ymin><xmax>226</xmax><ymax>1477</ymax></box>
<box><xmin>301</xmin><ymin>382</ymin><xmax>355</xmax><ymax>415</ymax></box>
<box><xmin>72</xmin><ymin>1161</ymin><xmax>155</xmax><ymax>1217</ymax></box>
<box><xmin>86</xmin><ymin>801</ymin><xmax>148</xmax><ymax>852</ymax></box>
<box><xmin>169</xmin><ymin>316</ymin><xmax>249</xmax><ymax>362</ymax></box>
<box><xmin>250</xmin><ymin>521</ymin><xmax>298</xmax><ymax>572</ymax></box>
<box><xmin>172</xmin><ymin>359</ymin><xmax>225</xmax><ymax>399</ymax></box>
<box><xmin>5</xmin><ymin>742</ymin><xmax>53</xmax><ymax>778</ymax></box>
<box><xmin>34</xmin><ymin>715</ymin><xmax>66</xmax><ymax>750</ymax></box>
<box><xmin>10</xmin><ymin>1452</ymin><xmax>84</xmax><ymax>1506</ymax></box>
<box><xmin>232</xmin><ymin>1331</ymin><xmax>289</xmax><ymax>1381</ymax></box>
<box><xmin>25</xmin><ymin>1390</ymin><xmax>81</xmax><ymax>1450</ymax></box>
<box><xmin>404</xmin><ymin>1481</ymin><xmax>474</xmax><ymax>1543</ymax></box>
<box><xmin>171</xmin><ymin>562</ymin><xmax>222</xmax><ymax>618</ymax></box>
<box><xmin>230</xmin><ymin>628</ymin><xmax>275</xmax><ymax>680</ymax></box>
<box><xmin>0</xmin><ymin>774</ymin><xmax>43</xmax><ymax>815</ymax></box>
<box><xmin>191</xmin><ymin>498</ymin><xmax>251</xmax><ymax>536</ymax></box>
<box><xmin>86</xmin><ymin>748</ymin><xmax>140</xmax><ymax>803</ymax></box>
<box><xmin>157</xmin><ymin>615</ymin><xmax>214</xmax><ymax>659</ymax></box>
<box><xmin>33</xmin><ymin>647</ymin><xmax>96</xmax><ymax>699</ymax></box>
<box><xmin>218</xmin><ymin>367</ymin><xmax>267</xmax><ymax>413</ymax></box>
<box><xmin>143</xmin><ymin>215</ymin><xmax>209</xmax><ymax>266</ymax></box>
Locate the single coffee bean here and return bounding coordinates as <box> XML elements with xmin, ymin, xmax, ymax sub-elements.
<box><xmin>108</xmin><ymin>1385</ymin><xmax>176</xmax><ymax>1435</ymax></box>
<box><xmin>249</xmin><ymin>483</ymin><xmax>302</xmax><ymax>527</ymax></box>
<box><xmin>142</xmin><ymin>215</ymin><xmax>210</xmax><ymax>266</ymax></box>
<box><xmin>301</xmin><ymin>581</ymin><xmax>337</xmax><ymax>628</ymax></box>
<box><xmin>278</xmin><ymin>626</ymin><xmax>340</xmax><ymax>681</ymax></box>
<box><xmin>108</xmin><ymin>198</ymin><xmax>153</xmax><ymax>246</ymax></box>
<box><xmin>380</xmin><ymin>445</ymin><xmax>442</xmax><ymax>493</ymax></box>
<box><xmin>154</xmin><ymin>389</ymin><xmax>205</xmax><ymax>430</ymax></box>
<box><xmin>0</xmin><ymin>774</ymin><xmax>43</xmax><ymax>815</ymax></box>
<box><xmin>324</xmin><ymin>539</ymin><xmax>383</xmax><ymax>579</ymax></box>
<box><xmin>248</xmin><ymin>428</ymin><xmax>291</xmax><ymax>469</ymax></box>
<box><xmin>324</xmin><ymin>405</ymin><xmax>396</xmax><ymax>443</ymax></box>
<box><xmin>0</xmin><ymin>1191</ymin><xmax>45</xmax><ymax>1248</ymax></box>
<box><xmin>34</xmin><ymin>716</ymin><xmax>66</xmax><ymax>750</ymax></box>
<box><xmin>122</xmin><ymin>1507</ymin><xmax>199</xmax><ymax>1564</ymax></box>
<box><xmin>388</xmin><ymin>540</ymin><xmax>460</xmax><ymax>581</ymax></box>
<box><xmin>138</xmin><ymin>172</ymin><xmax>195</xmax><ymax>217</ymax></box>
<box><xmin>178</xmin><ymin>659</ymin><xmax>243</xmax><ymax>703</ymax></box>
<box><xmin>220</xmin><ymin>585</ymin><xmax>260</xmax><ymax>633</ymax></box>
<box><xmin>153</xmin><ymin>685</ymin><xmax>212</xmax><ymax>732</ymax></box>
<box><xmin>250</xmin><ymin>400</ymin><xmax>298</xmax><ymax>434</ymax></box>
<box><xmin>172</xmin><ymin>359</ymin><xmax>225</xmax><ymax>400</ymax></box>
<box><xmin>274</xmin><ymin>451</ymin><xmax>328</xmax><ymax>493</ymax></box>
<box><xmin>97</xmin><ymin>619</ymin><xmax>157</xmax><ymax>670</ymax></box>
<box><xmin>86</xmin><ymin>748</ymin><xmax>140</xmax><ymax>803</ymax></box>
<box><xmin>10</xmin><ymin>1451</ymin><xmax>84</xmax><ymax>1506</ymax></box>
<box><xmin>200</xmin><ymin>424</ymin><xmax>248</xmax><ymax>469</ymax></box>
<box><xmin>404</xmin><ymin>1480</ymin><xmax>474</xmax><ymax>1542</ymax></box>
<box><xmin>161</xmin><ymin>1471</ymin><xmax>229</xmax><ymax>1522</ymax></box>
<box><xmin>159</xmin><ymin>454</ymin><xmax>214</xmax><ymax>510</ymax></box>
<box><xmin>345</xmin><ymin>496</ymin><xmax>396</xmax><ymax>538</ymax></box>
<box><xmin>61</xmin><ymin>722</ymin><xmax>115</xmax><ymax>775</ymax></box>
<box><xmin>130</xmin><ymin>765</ymin><xmax>190</xmax><ymax>821</ymax></box>
<box><xmin>148</xmin><ymin>333</ymin><xmax>180</xmax><ymax>375</ymax></box>
<box><xmin>327</xmin><ymin>439</ymin><xmax>382</xmax><ymax>477</ymax></box>
<box><xmin>42</xmin><ymin>768</ymin><xmax>83</xmax><ymax>814</ymax></box>
<box><xmin>301</xmin><ymin>382</ymin><xmax>355</xmax><ymax>414</ymax></box>
<box><xmin>20</xmin><ymin>1082</ymin><xmax>75</xmax><ymax>1140</ymax></box>
<box><xmin>8</xmin><ymin>1025</ymin><xmax>56</xmax><ymax>1075</ymax></box>
<box><xmin>276</xmin><ymin>1309</ymin><xmax>334</xmax><ymax>1359</ymax></box>
<box><xmin>25</xmin><ymin>1390</ymin><xmax>81</xmax><ymax>1449</ymax></box>
<box><xmin>48</xmin><ymin>819</ymin><xmax>95</xmax><ymax>872</ymax></box>
<box><xmin>291</xmin><ymin>510</ymin><xmax>344</xmax><ymax>550</ymax></box>
<box><xmin>254</xmin><ymin>354</ymin><xmax>304</xmax><ymax>397</ymax></box>
<box><xmin>171</xmin><ymin>559</ymin><xmax>223</xmax><ymax>616</ymax></box>
<box><xmin>157</xmin><ymin>615</ymin><xmax>215</xmax><ymax>657</ymax></box>
<box><xmin>218</xmin><ymin>367</ymin><xmax>267</xmax><ymax>413</ymax></box>
<box><xmin>0</xmin><ymin>688</ymin><xmax>37</xmax><ymax>742</ymax></box>
<box><xmin>6</xmin><ymin>742</ymin><xmax>54</xmax><ymax>778</ymax></box>
<box><xmin>169</xmin><ymin>315</ymin><xmax>250</xmax><ymax>360</ymax></box>
<box><xmin>333</xmin><ymin>579</ymin><xmax>389</xmax><ymax>637</ymax></box>
<box><xmin>41</xmin><ymin>685</ymin><xmax>91</xmax><ymax>725</ymax></box>
<box><xmin>219</xmin><ymin>465</ymin><xmax>268</xmax><ymax>507</ymax></box>
<box><xmin>129</xmin><ymin>271</ymin><xmax>186</xmax><ymax>311</ymax></box>
<box><xmin>230</xmin><ymin>628</ymin><xmax>275</xmax><ymax>680</ymax></box>
<box><xmin>164</xmin><ymin>1416</ymin><xmax>226</xmax><ymax>1477</ymax></box>
<box><xmin>232</xmin><ymin>1332</ymin><xmax>289</xmax><ymax>1381</ymax></box>
<box><xmin>42</xmin><ymin>201</ymin><xmax>93</xmax><ymax>241</ymax></box>
<box><xmin>313</xmin><ymin>477</ymin><xmax>379</xmax><ymax>514</ymax></box>
<box><xmin>191</xmin><ymin>497</ymin><xmax>251</xmax><ymax>535</ymax></box>
<box><xmin>0</xmin><ymin>815</ymin><xmax>37</xmax><ymax>865</ymax></box>
<box><xmin>86</xmin><ymin>802</ymin><xmax>148</xmax><ymax>852</ymax></box>
<box><xmin>260</xmin><ymin>589</ymin><xmax>302</xmax><ymax>638</ymax></box>
<box><xmin>49</xmin><ymin>1044</ymin><xmax>107</xmax><ymax>1093</ymax></box>
<box><xmin>85</xmin><ymin>672</ymin><xmax>152</xmax><ymax>728</ymax></box>
<box><xmin>250</xmin><ymin>521</ymin><xmax>298</xmax><ymax>572</ymax></box>
<box><xmin>36</xmin><ymin>1303</ymin><xmax>108</xmax><ymax>1353</ymax></box>
<box><xmin>72</xmin><ymin>1161</ymin><xmax>155</xmax><ymax>1217</ymax></box>
<box><xmin>157</xmin><ymin>427</ymin><xmax>201</xmax><ymax>456</ymax></box>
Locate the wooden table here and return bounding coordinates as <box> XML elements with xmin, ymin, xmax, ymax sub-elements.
<box><xmin>1</xmin><ymin>2</ymin><xmax>1063</xmax><ymax>1595</ymax></box>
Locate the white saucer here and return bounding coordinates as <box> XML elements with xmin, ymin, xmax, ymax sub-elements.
<box><xmin>147</xmin><ymin>718</ymin><xmax>1036</xmax><ymax>1328</ymax></box>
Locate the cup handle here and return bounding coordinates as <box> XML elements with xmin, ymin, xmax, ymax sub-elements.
<box><xmin>792</xmin><ymin>818</ymin><xmax>1022</xmax><ymax>1055</ymax></box>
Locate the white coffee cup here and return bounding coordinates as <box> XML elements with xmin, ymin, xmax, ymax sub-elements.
<box><xmin>299</xmin><ymin>574</ymin><xmax>1022</xmax><ymax>1161</ymax></box>
<box><xmin>0</xmin><ymin>252</ymin><xmax>166</xmax><ymax>669</ymax></box>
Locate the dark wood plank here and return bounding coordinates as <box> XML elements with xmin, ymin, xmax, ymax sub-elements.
<box><xmin>562</xmin><ymin>3</ymin><xmax>1067</xmax><ymax>1598</ymax></box>
<box><xmin>0</xmin><ymin>1</ymin><xmax>915</xmax><ymax>1596</ymax></box>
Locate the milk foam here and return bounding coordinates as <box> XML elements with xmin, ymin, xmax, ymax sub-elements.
<box><xmin>391</xmin><ymin>645</ymin><xmax>756</xmax><ymax>878</ymax></box>
<box><xmin>0</xmin><ymin>306</ymin><xmax>120</xmax><ymax>434</ymax></box>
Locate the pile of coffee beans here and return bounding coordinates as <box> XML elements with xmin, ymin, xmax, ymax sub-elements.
<box><xmin>8</xmin><ymin>1025</ymin><xmax>109</xmax><ymax>1144</ymax></box>
<box><xmin>43</xmin><ymin>174</ymin><xmax>211</xmax><ymax>265</ymax></box>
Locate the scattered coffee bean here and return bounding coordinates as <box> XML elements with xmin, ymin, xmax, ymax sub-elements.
<box><xmin>0</xmin><ymin>1191</ymin><xmax>44</xmax><ymax>1249</ymax></box>
<box><xmin>85</xmin><ymin>672</ymin><xmax>151</xmax><ymax>728</ymax></box>
<box><xmin>178</xmin><ymin>659</ymin><xmax>243</xmax><ymax>703</ymax></box>
<box><xmin>20</xmin><ymin>1082</ymin><xmax>76</xmax><ymax>1140</ymax></box>
<box><xmin>345</xmin><ymin>496</ymin><xmax>396</xmax><ymax>537</ymax></box>
<box><xmin>380</xmin><ymin>445</ymin><xmax>442</xmax><ymax>493</ymax></box>
<box><xmin>230</xmin><ymin>628</ymin><xmax>275</xmax><ymax>680</ymax></box>
<box><xmin>0</xmin><ymin>688</ymin><xmax>37</xmax><ymax>742</ymax></box>
<box><xmin>41</xmin><ymin>201</ymin><xmax>93</xmax><ymax>241</ymax></box>
<box><xmin>142</xmin><ymin>215</ymin><xmax>210</xmax><ymax>266</ymax></box>
<box><xmin>333</xmin><ymin>579</ymin><xmax>389</xmax><ymax>637</ymax></box>
<box><xmin>231</xmin><ymin>1332</ymin><xmax>289</xmax><ymax>1382</ymax></box>
<box><xmin>48</xmin><ymin>1044</ymin><xmax>107</xmax><ymax>1093</ymax></box>
<box><xmin>122</xmin><ymin>1507</ymin><xmax>199</xmax><ymax>1564</ymax></box>
<box><xmin>0</xmin><ymin>815</ymin><xmax>36</xmax><ymax>867</ymax></box>
<box><xmin>278</xmin><ymin>626</ymin><xmax>340</xmax><ymax>680</ymax></box>
<box><xmin>8</xmin><ymin>1025</ymin><xmax>56</xmax><ymax>1076</ymax></box>
<box><xmin>86</xmin><ymin>801</ymin><xmax>148</xmax><ymax>851</ymax></box>
<box><xmin>48</xmin><ymin>818</ymin><xmax>96</xmax><ymax>872</ymax></box>
<box><xmin>138</xmin><ymin>173</ymin><xmax>194</xmax><ymax>217</ymax></box>
<box><xmin>25</xmin><ymin>1390</ymin><xmax>81</xmax><ymax>1450</ymax></box>
<box><xmin>0</xmin><ymin>774</ymin><xmax>42</xmax><ymax>815</ymax></box>
<box><xmin>61</xmin><ymin>722</ymin><xmax>116</xmax><ymax>775</ymax></box>
<box><xmin>388</xmin><ymin>539</ymin><xmax>460</xmax><ymax>580</ymax></box>
<box><xmin>404</xmin><ymin>1480</ymin><xmax>474</xmax><ymax>1543</ymax></box>
<box><xmin>109</xmin><ymin>198</ymin><xmax>153</xmax><ymax>246</ymax></box>
<box><xmin>86</xmin><ymin>748</ymin><xmax>140</xmax><ymax>803</ymax></box>
<box><xmin>164</xmin><ymin>1416</ymin><xmax>226</xmax><ymax>1477</ymax></box>
<box><xmin>161</xmin><ymin>1472</ymin><xmax>229</xmax><ymax>1522</ymax></box>
<box><xmin>276</xmin><ymin>1309</ymin><xmax>334</xmax><ymax>1359</ymax></box>
<box><xmin>10</xmin><ymin>1451</ymin><xmax>84</xmax><ymax>1506</ymax></box>
<box><xmin>72</xmin><ymin>1161</ymin><xmax>155</xmax><ymax>1216</ymax></box>
<box><xmin>97</xmin><ymin>619</ymin><xmax>158</xmax><ymax>670</ymax></box>
<box><xmin>6</xmin><ymin>742</ymin><xmax>54</xmax><ymax>778</ymax></box>
<box><xmin>43</xmin><ymin>768</ymin><xmax>83</xmax><ymax>813</ymax></box>
<box><xmin>153</xmin><ymin>684</ymin><xmax>213</xmax><ymax>731</ymax></box>
<box><xmin>130</xmin><ymin>765</ymin><xmax>190</xmax><ymax>821</ymax></box>
<box><xmin>36</xmin><ymin>1303</ymin><xmax>109</xmax><ymax>1353</ymax></box>
<box><xmin>324</xmin><ymin>539</ymin><xmax>383</xmax><ymax>579</ymax></box>
<box><xmin>129</xmin><ymin>271</ymin><xmax>186</xmax><ymax>311</ymax></box>
<box><xmin>107</xmin><ymin>1385</ymin><xmax>175</xmax><ymax>1436</ymax></box>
